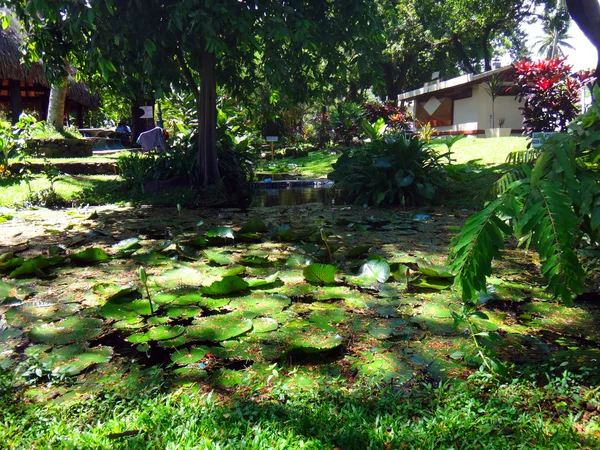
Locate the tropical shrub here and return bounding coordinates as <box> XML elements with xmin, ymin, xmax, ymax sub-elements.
<box><xmin>328</xmin><ymin>135</ymin><xmax>444</xmax><ymax>207</ymax></box>
<box><xmin>449</xmin><ymin>85</ymin><xmax>600</xmax><ymax>306</ymax></box>
<box><xmin>514</xmin><ymin>58</ymin><xmax>595</xmax><ymax>138</ymax></box>
<box><xmin>330</xmin><ymin>102</ymin><xmax>364</xmax><ymax>146</ymax></box>
<box><xmin>363</xmin><ymin>101</ymin><xmax>412</xmax><ymax>132</ymax></box>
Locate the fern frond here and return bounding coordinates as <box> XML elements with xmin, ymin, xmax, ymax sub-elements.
<box><xmin>449</xmin><ymin>196</ymin><xmax>513</xmax><ymax>303</ymax></box>
<box><xmin>491</xmin><ymin>168</ymin><xmax>527</xmax><ymax>196</ymax></box>
<box><xmin>506</xmin><ymin>149</ymin><xmax>540</xmax><ymax>165</ymax></box>
<box><xmin>525</xmin><ymin>181</ymin><xmax>585</xmax><ymax>305</ymax></box>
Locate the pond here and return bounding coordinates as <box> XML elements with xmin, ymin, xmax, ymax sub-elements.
<box><xmin>250</xmin><ymin>179</ymin><xmax>336</xmax><ymax>207</ymax></box>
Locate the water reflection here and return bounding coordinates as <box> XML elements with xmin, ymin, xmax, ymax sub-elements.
<box><xmin>251</xmin><ymin>187</ymin><xmax>335</xmax><ymax>207</ymax></box>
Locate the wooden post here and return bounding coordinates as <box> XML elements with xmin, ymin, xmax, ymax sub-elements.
<box><xmin>9</xmin><ymin>80</ymin><xmax>23</xmax><ymax>124</ymax></box>
<box><xmin>271</xmin><ymin>142</ymin><xmax>274</xmax><ymax>160</ymax></box>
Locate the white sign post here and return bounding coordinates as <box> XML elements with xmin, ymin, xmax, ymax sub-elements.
<box><xmin>531</xmin><ymin>132</ymin><xmax>556</xmax><ymax>149</ymax></box>
<box><xmin>140</xmin><ymin>106</ymin><xmax>154</xmax><ymax>119</ymax></box>
<box><xmin>266</xmin><ymin>136</ymin><xmax>278</xmax><ymax>160</ymax></box>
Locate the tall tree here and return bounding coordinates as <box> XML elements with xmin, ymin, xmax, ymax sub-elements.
<box><xmin>566</xmin><ymin>0</ymin><xmax>600</xmax><ymax>83</ymax></box>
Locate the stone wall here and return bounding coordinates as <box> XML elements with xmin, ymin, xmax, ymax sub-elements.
<box><xmin>25</xmin><ymin>139</ymin><xmax>93</xmax><ymax>158</ymax></box>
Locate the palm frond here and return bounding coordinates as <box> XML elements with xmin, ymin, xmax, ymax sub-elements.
<box><xmin>506</xmin><ymin>149</ymin><xmax>541</xmax><ymax>165</ymax></box>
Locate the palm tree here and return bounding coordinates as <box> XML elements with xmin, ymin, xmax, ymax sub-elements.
<box><xmin>534</xmin><ymin>10</ymin><xmax>575</xmax><ymax>60</ymax></box>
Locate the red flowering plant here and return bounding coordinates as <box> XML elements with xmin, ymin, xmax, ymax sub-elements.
<box><xmin>363</xmin><ymin>101</ymin><xmax>413</xmax><ymax>132</ymax></box>
<box><xmin>513</xmin><ymin>58</ymin><xmax>595</xmax><ymax>138</ymax></box>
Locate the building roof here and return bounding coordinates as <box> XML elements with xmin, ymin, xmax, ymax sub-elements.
<box><xmin>398</xmin><ymin>65</ymin><xmax>515</xmax><ymax>101</ymax></box>
<box><xmin>0</xmin><ymin>10</ymin><xmax>100</xmax><ymax>110</ymax></box>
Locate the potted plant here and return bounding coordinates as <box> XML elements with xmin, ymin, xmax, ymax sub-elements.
<box><xmin>484</xmin><ymin>73</ymin><xmax>511</xmax><ymax>138</ymax></box>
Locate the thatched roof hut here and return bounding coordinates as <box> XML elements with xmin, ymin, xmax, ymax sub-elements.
<box><xmin>0</xmin><ymin>10</ymin><xmax>99</xmax><ymax>125</ymax></box>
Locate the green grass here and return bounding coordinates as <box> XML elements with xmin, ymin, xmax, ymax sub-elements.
<box><xmin>430</xmin><ymin>136</ymin><xmax>527</xmax><ymax>166</ymax></box>
<box><xmin>2</xmin><ymin>368</ymin><xmax>597</xmax><ymax>449</ymax></box>
<box><xmin>11</xmin><ymin>151</ymin><xmax>132</xmax><ymax>165</ymax></box>
<box><xmin>257</xmin><ymin>150</ymin><xmax>340</xmax><ymax>179</ymax></box>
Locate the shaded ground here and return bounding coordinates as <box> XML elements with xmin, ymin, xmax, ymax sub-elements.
<box><xmin>1</xmin><ymin>202</ymin><xmax>599</xmax><ymax>409</ymax></box>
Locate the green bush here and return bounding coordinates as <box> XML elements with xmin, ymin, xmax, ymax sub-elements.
<box><xmin>328</xmin><ymin>135</ymin><xmax>445</xmax><ymax>206</ymax></box>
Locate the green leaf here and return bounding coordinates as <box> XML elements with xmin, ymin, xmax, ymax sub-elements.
<box><xmin>346</xmin><ymin>245</ymin><xmax>371</xmax><ymax>259</ymax></box>
<box><xmin>144</xmin><ymin>39</ymin><xmax>156</xmax><ymax>56</ymax></box>
<box><xmin>286</xmin><ymin>254</ymin><xmax>313</xmax><ymax>268</ymax></box>
<box><xmin>239</xmin><ymin>219</ymin><xmax>267</xmax><ymax>233</ymax></box>
<box><xmin>357</xmin><ymin>260</ymin><xmax>390</xmax><ymax>283</ymax></box>
<box><xmin>9</xmin><ymin>256</ymin><xmax>64</xmax><ymax>278</ymax></box>
<box><xmin>187</xmin><ymin>313</ymin><xmax>253</xmax><ymax>342</ymax></box>
<box><xmin>303</xmin><ymin>264</ymin><xmax>337</xmax><ymax>285</ymax></box>
<box><xmin>201</xmin><ymin>276</ymin><xmax>249</xmax><ymax>296</ymax></box>
<box><xmin>202</xmin><ymin>249</ymin><xmax>232</xmax><ymax>266</ymax></box>
<box><xmin>29</xmin><ymin>317</ymin><xmax>104</xmax><ymax>345</ymax></box>
<box><xmin>70</xmin><ymin>248</ymin><xmax>110</xmax><ymax>264</ymax></box>
<box><xmin>205</xmin><ymin>227</ymin><xmax>234</xmax><ymax>239</ymax></box>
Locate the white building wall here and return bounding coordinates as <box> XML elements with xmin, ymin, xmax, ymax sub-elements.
<box><xmin>492</xmin><ymin>96</ymin><xmax>524</xmax><ymax>129</ymax></box>
<box><xmin>453</xmin><ymin>95</ymin><xmax>479</xmax><ymax>131</ymax></box>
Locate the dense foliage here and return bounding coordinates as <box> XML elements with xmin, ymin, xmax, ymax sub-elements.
<box><xmin>449</xmin><ymin>85</ymin><xmax>600</xmax><ymax>305</ymax></box>
<box><xmin>328</xmin><ymin>135</ymin><xmax>444</xmax><ymax>207</ymax></box>
<box><xmin>514</xmin><ymin>58</ymin><xmax>595</xmax><ymax>138</ymax></box>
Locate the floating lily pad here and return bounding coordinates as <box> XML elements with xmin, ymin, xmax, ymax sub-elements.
<box><xmin>252</xmin><ymin>318</ymin><xmax>279</xmax><ymax>333</ymax></box>
<box><xmin>240</xmin><ymin>255</ymin><xmax>270</xmax><ymax>266</ymax></box>
<box><xmin>9</xmin><ymin>256</ymin><xmax>65</xmax><ymax>278</ymax></box>
<box><xmin>201</xmin><ymin>276</ymin><xmax>249</xmax><ymax>296</ymax></box>
<box><xmin>349</xmin><ymin>349</ymin><xmax>413</xmax><ymax>382</ymax></box>
<box><xmin>303</xmin><ymin>264</ymin><xmax>337</xmax><ymax>285</ymax></box>
<box><xmin>164</xmin><ymin>305</ymin><xmax>201</xmax><ymax>319</ymax></box>
<box><xmin>70</xmin><ymin>248</ymin><xmax>110</xmax><ymax>264</ymax></box>
<box><xmin>6</xmin><ymin>303</ymin><xmax>80</xmax><ymax>328</ymax></box>
<box><xmin>357</xmin><ymin>260</ymin><xmax>390</xmax><ymax>284</ymax></box>
<box><xmin>92</xmin><ymin>283</ymin><xmax>137</xmax><ymax>300</ymax></box>
<box><xmin>180</xmin><ymin>237</ymin><xmax>208</xmax><ymax>248</ymax></box>
<box><xmin>239</xmin><ymin>219</ymin><xmax>267</xmax><ymax>233</ymax></box>
<box><xmin>417</xmin><ymin>261</ymin><xmax>454</xmax><ymax>279</ymax></box>
<box><xmin>202</xmin><ymin>249</ymin><xmax>232</xmax><ymax>266</ymax></box>
<box><xmin>186</xmin><ymin>313</ymin><xmax>253</xmax><ymax>342</ymax></box>
<box><xmin>412</xmin><ymin>277</ymin><xmax>453</xmax><ymax>290</ymax></box>
<box><xmin>286</xmin><ymin>254</ymin><xmax>313</xmax><ymax>268</ymax></box>
<box><xmin>309</xmin><ymin>308</ymin><xmax>348</xmax><ymax>325</ymax></box>
<box><xmin>346</xmin><ymin>245</ymin><xmax>371</xmax><ymax>259</ymax></box>
<box><xmin>285</xmin><ymin>326</ymin><xmax>343</xmax><ymax>353</ymax></box>
<box><xmin>99</xmin><ymin>297</ymin><xmax>152</xmax><ymax>320</ymax></box>
<box><xmin>0</xmin><ymin>257</ymin><xmax>24</xmax><ymax>274</ymax></box>
<box><xmin>170</xmin><ymin>347</ymin><xmax>210</xmax><ymax>365</ymax></box>
<box><xmin>29</xmin><ymin>317</ymin><xmax>104</xmax><ymax>345</ymax></box>
<box><xmin>146</xmin><ymin>325</ymin><xmax>185</xmax><ymax>341</ymax></box>
<box><xmin>368</xmin><ymin>318</ymin><xmax>408</xmax><ymax>339</ymax></box>
<box><xmin>206</xmin><ymin>227</ymin><xmax>235</xmax><ymax>239</ymax></box>
<box><xmin>112</xmin><ymin>238</ymin><xmax>142</xmax><ymax>252</ymax></box>
<box><xmin>40</xmin><ymin>344</ymin><xmax>113</xmax><ymax>376</ymax></box>
<box><xmin>229</xmin><ymin>293</ymin><xmax>291</xmax><ymax>316</ymax></box>
<box><xmin>147</xmin><ymin>316</ymin><xmax>170</xmax><ymax>325</ymax></box>
<box><xmin>113</xmin><ymin>318</ymin><xmax>145</xmax><ymax>330</ymax></box>
<box><xmin>221</xmin><ymin>266</ymin><xmax>246</xmax><ymax>277</ymax></box>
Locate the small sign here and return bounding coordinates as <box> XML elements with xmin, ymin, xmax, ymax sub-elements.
<box><xmin>139</xmin><ymin>106</ymin><xmax>153</xmax><ymax>119</ymax></box>
<box><xmin>266</xmin><ymin>136</ymin><xmax>279</xmax><ymax>142</ymax></box>
<box><xmin>531</xmin><ymin>132</ymin><xmax>556</xmax><ymax>148</ymax></box>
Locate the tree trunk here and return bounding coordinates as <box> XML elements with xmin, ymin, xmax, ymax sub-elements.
<box><xmin>197</xmin><ymin>51</ymin><xmax>220</xmax><ymax>188</ymax></box>
<box><xmin>47</xmin><ymin>78</ymin><xmax>68</xmax><ymax>131</ymax></box>
<box><xmin>381</xmin><ymin>63</ymin><xmax>398</xmax><ymax>102</ymax></box>
<box><xmin>482</xmin><ymin>28</ymin><xmax>492</xmax><ymax>72</ymax></box>
<box><xmin>9</xmin><ymin>80</ymin><xmax>22</xmax><ymax>125</ymax></box>
<box><xmin>452</xmin><ymin>34</ymin><xmax>477</xmax><ymax>74</ymax></box>
<box><xmin>566</xmin><ymin>0</ymin><xmax>600</xmax><ymax>82</ymax></box>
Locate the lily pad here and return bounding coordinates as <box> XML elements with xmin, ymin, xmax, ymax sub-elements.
<box><xmin>166</xmin><ymin>306</ymin><xmax>203</xmax><ymax>319</ymax></box>
<box><xmin>170</xmin><ymin>347</ymin><xmax>210</xmax><ymax>365</ymax></box>
<box><xmin>206</xmin><ymin>227</ymin><xmax>235</xmax><ymax>239</ymax></box>
<box><xmin>29</xmin><ymin>317</ymin><xmax>104</xmax><ymax>345</ymax></box>
<box><xmin>9</xmin><ymin>256</ymin><xmax>65</xmax><ymax>278</ymax></box>
<box><xmin>40</xmin><ymin>344</ymin><xmax>113</xmax><ymax>376</ymax></box>
<box><xmin>229</xmin><ymin>293</ymin><xmax>291</xmax><ymax>316</ymax></box>
<box><xmin>186</xmin><ymin>313</ymin><xmax>253</xmax><ymax>342</ymax></box>
<box><xmin>303</xmin><ymin>264</ymin><xmax>337</xmax><ymax>285</ymax></box>
<box><xmin>112</xmin><ymin>238</ymin><xmax>142</xmax><ymax>252</ymax></box>
<box><xmin>417</xmin><ymin>261</ymin><xmax>454</xmax><ymax>279</ymax></box>
<box><xmin>201</xmin><ymin>276</ymin><xmax>249</xmax><ymax>296</ymax></box>
<box><xmin>70</xmin><ymin>248</ymin><xmax>110</xmax><ymax>264</ymax></box>
<box><xmin>346</xmin><ymin>245</ymin><xmax>371</xmax><ymax>259</ymax></box>
<box><xmin>252</xmin><ymin>317</ymin><xmax>279</xmax><ymax>333</ymax></box>
<box><xmin>357</xmin><ymin>260</ymin><xmax>390</xmax><ymax>284</ymax></box>
<box><xmin>146</xmin><ymin>325</ymin><xmax>185</xmax><ymax>341</ymax></box>
<box><xmin>239</xmin><ymin>218</ymin><xmax>267</xmax><ymax>233</ymax></box>
<box><xmin>286</xmin><ymin>254</ymin><xmax>313</xmax><ymax>268</ymax></box>
<box><xmin>202</xmin><ymin>249</ymin><xmax>232</xmax><ymax>266</ymax></box>
<box><xmin>6</xmin><ymin>303</ymin><xmax>80</xmax><ymax>328</ymax></box>
<box><xmin>285</xmin><ymin>326</ymin><xmax>343</xmax><ymax>353</ymax></box>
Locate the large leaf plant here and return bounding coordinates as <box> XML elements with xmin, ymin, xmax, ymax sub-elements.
<box><xmin>449</xmin><ymin>85</ymin><xmax>600</xmax><ymax>306</ymax></box>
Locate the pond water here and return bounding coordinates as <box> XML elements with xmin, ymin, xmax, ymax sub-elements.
<box><xmin>250</xmin><ymin>180</ymin><xmax>336</xmax><ymax>207</ymax></box>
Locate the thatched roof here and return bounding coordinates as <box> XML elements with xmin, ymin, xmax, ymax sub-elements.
<box><xmin>0</xmin><ymin>10</ymin><xmax>100</xmax><ymax>110</ymax></box>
